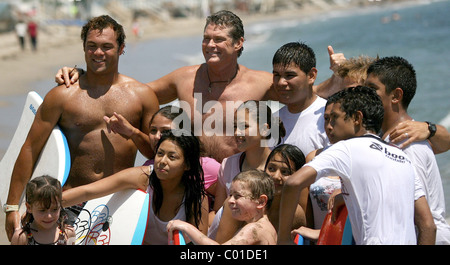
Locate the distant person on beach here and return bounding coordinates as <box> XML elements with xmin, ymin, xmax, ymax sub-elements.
<box><xmin>62</xmin><ymin>130</ymin><xmax>209</xmax><ymax>245</ymax></box>
<box><xmin>365</xmin><ymin>56</ymin><xmax>449</xmax><ymax>244</ymax></box>
<box><xmin>278</xmin><ymin>86</ymin><xmax>430</xmax><ymax>245</ymax></box>
<box><xmin>11</xmin><ymin>175</ymin><xmax>75</xmax><ymax>245</ymax></box>
<box><xmin>4</xmin><ymin>15</ymin><xmax>159</xmax><ymax>241</ymax></box>
<box><xmin>167</xmin><ymin>169</ymin><xmax>277</xmax><ymax>245</ymax></box>
<box><xmin>27</xmin><ymin>20</ymin><xmax>38</xmax><ymax>51</ymax></box>
<box><xmin>54</xmin><ymin>10</ymin><xmax>345</xmax><ymax>163</ymax></box>
<box><xmin>15</xmin><ymin>20</ymin><xmax>26</xmax><ymax>51</ymax></box>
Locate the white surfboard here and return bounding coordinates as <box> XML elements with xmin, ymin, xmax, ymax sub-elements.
<box><xmin>0</xmin><ymin>91</ymin><xmax>70</xmax><ymax>212</ymax></box>
<box><xmin>74</xmin><ymin>189</ymin><xmax>150</xmax><ymax>245</ymax></box>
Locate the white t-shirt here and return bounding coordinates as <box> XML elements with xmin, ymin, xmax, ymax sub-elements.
<box><xmin>309</xmin><ymin>176</ymin><xmax>341</xmax><ymax>229</ymax></box>
<box><xmin>386</xmin><ymin>135</ymin><xmax>450</xmax><ymax>245</ymax></box>
<box><xmin>307</xmin><ymin>134</ymin><xmax>417</xmax><ymax>245</ymax></box>
<box><xmin>276</xmin><ymin>96</ymin><xmax>329</xmax><ymax>156</ymax></box>
<box><xmin>218</xmin><ymin>152</ymin><xmax>244</xmax><ymax>196</ymax></box>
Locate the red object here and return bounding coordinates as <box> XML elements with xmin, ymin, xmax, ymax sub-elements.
<box><xmin>317</xmin><ymin>205</ymin><xmax>348</xmax><ymax>245</ymax></box>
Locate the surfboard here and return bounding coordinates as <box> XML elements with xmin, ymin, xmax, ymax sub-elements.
<box><xmin>0</xmin><ymin>91</ymin><xmax>70</xmax><ymax>213</ymax></box>
<box><xmin>173</xmin><ymin>230</ymin><xmax>186</xmax><ymax>245</ymax></box>
<box><xmin>316</xmin><ymin>205</ymin><xmax>353</xmax><ymax>245</ymax></box>
<box><xmin>74</xmin><ymin>188</ymin><xmax>150</xmax><ymax>245</ymax></box>
<box><xmin>294</xmin><ymin>234</ymin><xmax>310</xmax><ymax>245</ymax></box>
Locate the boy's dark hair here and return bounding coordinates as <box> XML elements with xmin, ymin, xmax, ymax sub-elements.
<box><xmin>326</xmin><ymin>86</ymin><xmax>384</xmax><ymax>134</ymax></box>
<box><xmin>367</xmin><ymin>56</ymin><xmax>416</xmax><ymax>109</ymax></box>
<box><xmin>81</xmin><ymin>15</ymin><xmax>126</xmax><ymax>50</ymax></box>
<box><xmin>272</xmin><ymin>42</ymin><xmax>316</xmax><ymax>74</ymax></box>
<box><xmin>205</xmin><ymin>10</ymin><xmax>244</xmax><ymax>57</ymax></box>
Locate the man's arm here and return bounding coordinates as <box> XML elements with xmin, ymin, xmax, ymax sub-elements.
<box><xmin>278</xmin><ymin>166</ymin><xmax>317</xmax><ymax>244</ymax></box>
<box><xmin>414</xmin><ymin>196</ymin><xmax>437</xmax><ymax>245</ymax></box>
<box><xmin>389</xmin><ymin>120</ymin><xmax>450</xmax><ymax>154</ymax></box>
<box><xmin>5</xmin><ymin>89</ymin><xmax>64</xmax><ymax>240</ymax></box>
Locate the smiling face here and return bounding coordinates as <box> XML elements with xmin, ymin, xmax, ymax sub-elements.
<box><xmin>202</xmin><ymin>23</ymin><xmax>243</xmax><ymax>66</ymax></box>
<box><xmin>154</xmin><ymin>140</ymin><xmax>187</xmax><ymax>183</ymax></box>
<box><xmin>84</xmin><ymin>27</ymin><xmax>123</xmax><ymax>74</ymax></box>
<box><xmin>234</xmin><ymin>108</ymin><xmax>265</xmax><ymax>152</ymax></box>
<box><xmin>272</xmin><ymin>62</ymin><xmax>317</xmax><ymax>112</ymax></box>
<box><xmin>228</xmin><ymin>180</ymin><xmax>259</xmax><ymax>222</ymax></box>
<box><xmin>26</xmin><ymin>200</ymin><xmax>60</xmax><ymax>231</ymax></box>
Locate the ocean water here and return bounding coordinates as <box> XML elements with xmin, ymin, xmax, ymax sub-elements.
<box><xmin>1</xmin><ymin>1</ymin><xmax>449</xmax><ymax>215</ymax></box>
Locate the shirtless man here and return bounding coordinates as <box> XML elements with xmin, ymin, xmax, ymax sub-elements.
<box><xmin>56</xmin><ymin>11</ymin><xmax>344</xmax><ymax>163</ymax></box>
<box><xmin>4</xmin><ymin>15</ymin><xmax>159</xmax><ymax>240</ymax></box>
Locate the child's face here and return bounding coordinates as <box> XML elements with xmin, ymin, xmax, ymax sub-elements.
<box><xmin>324</xmin><ymin>102</ymin><xmax>357</xmax><ymax>144</ymax></box>
<box><xmin>149</xmin><ymin>114</ymin><xmax>173</xmax><ymax>151</ymax></box>
<box><xmin>234</xmin><ymin>108</ymin><xmax>263</xmax><ymax>151</ymax></box>
<box><xmin>26</xmin><ymin>200</ymin><xmax>60</xmax><ymax>230</ymax></box>
<box><xmin>228</xmin><ymin>181</ymin><xmax>259</xmax><ymax>222</ymax></box>
<box><xmin>154</xmin><ymin>139</ymin><xmax>187</xmax><ymax>182</ymax></box>
<box><xmin>265</xmin><ymin>153</ymin><xmax>294</xmax><ymax>195</ymax></box>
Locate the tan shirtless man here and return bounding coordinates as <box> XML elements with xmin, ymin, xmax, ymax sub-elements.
<box><xmin>56</xmin><ymin>11</ymin><xmax>344</xmax><ymax>163</ymax></box>
<box><xmin>4</xmin><ymin>15</ymin><xmax>159</xmax><ymax>240</ymax></box>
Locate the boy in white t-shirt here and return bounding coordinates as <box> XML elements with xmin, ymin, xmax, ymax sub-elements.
<box><xmin>278</xmin><ymin>86</ymin><xmax>435</xmax><ymax>245</ymax></box>
<box><xmin>272</xmin><ymin>42</ymin><xmax>329</xmax><ymax>156</ymax></box>
<box><xmin>366</xmin><ymin>56</ymin><xmax>449</xmax><ymax>245</ymax></box>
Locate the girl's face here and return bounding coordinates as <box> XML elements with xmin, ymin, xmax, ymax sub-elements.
<box><xmin>265</xmin><ymin>153</ymin><xmax>295</xmax><ymax>195</ymax></box>
<box><xmin>154</xmin><ymin>140</ymin><xmax>187</xmax><ymax>182</ymax></box>
<box><xmin>149</xmin><ymin>114</ymin><xmax>174</xmax><ymax>151</ymax></box>
<box><xmin>234</xmin><ymin>108</ymin><xmax>265</xmax><ymax>152</ymax></box>
<box><xmin>26</xmin><ymin>200</ymin><xmax>60</xmax><ymax>230</ymax></box>
<box><xmin>228</xmin><ymin>180</ymin><xmax>259</xmax><ymax>222</ymax></box>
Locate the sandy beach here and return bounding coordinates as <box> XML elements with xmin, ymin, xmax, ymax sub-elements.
<box><xmin>1</xmin><ymin>0</ymin><xmax>448</xmax><ymax>245</ymax></box>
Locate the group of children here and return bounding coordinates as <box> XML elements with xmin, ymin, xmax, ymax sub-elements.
<box><xmin>10</xmin><ymin>41</ymin><xmax>449</xmax><ymax>245</ymax></box>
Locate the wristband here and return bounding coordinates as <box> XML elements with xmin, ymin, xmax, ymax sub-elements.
<box><xmin>425</xmin><ymin>121</ymin><xmax>436</xmax><ymax>139</ymax></box>
<box><xmin>3</xmin><ymin>204</ymin><xmax>19</xmax><ymax>213</ymax></box>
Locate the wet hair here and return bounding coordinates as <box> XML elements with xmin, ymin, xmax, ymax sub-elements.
<box><xmin>336</xmin><ymin>55</ymin><xmax>378</xmax><ymax>85</ymax></box>
<box><xmin>264</xmin><ymin>144</ymin><xmax>306</xmax><ymax>174</ymax></box>
<box><xmin>81</xmin><ymin>15</ymin><xmax>126</xmax><ymax>50</ymax></box>
<box><xmin>236</xmin><ymin>100</ymin><xmax>286</xmax><ymax>145</ymax></box>
<box><xmin>205</xmin><ymin>10</ymin><xmax>244</xmax><ymax>57</ymax></box>
<box><xmin>149</xmin><ymin>129</ymin><xmax>205</xmax><ymax>228</ymax></box>
<box><xmin>272</xmin><ymin>42</ymin><xmax>316</xmax><ymax>74</ymax></box>
<box><xmin>326</xmin><ymin>86</ymin><xmax>384</xmax><ymax>134</ymax></box>
<box><xmin>232</xmin><ymin>169</ymin><xmax>275</xmax><ymax>210</ymax></box>
<box><xmin>367</xmin><ymin>56</ymin><xmax>416</xmax><ymax>109</ymax></box>
<box><xmin>150</xmin><ymin>105</ymin><xmax>191</xmax><ymax>131</ymax></box>
<box><xmin>22</xmin><ymin>175</ymin><xmax>67</xmax><ymax>236</ymax></box>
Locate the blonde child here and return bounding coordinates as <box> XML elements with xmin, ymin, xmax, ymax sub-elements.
<box><xmin>167</xmin><ymin>169</ymin><xmax>276</xmax><ymax>245</ymax></box>
<box><xmin>11</xmin><ymin>175</ymin><xmax>75</xmax><ymax>245</ymax></box>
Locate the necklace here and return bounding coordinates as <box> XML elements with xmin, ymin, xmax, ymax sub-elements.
<box><xmin>206</xmin><ymin>65</ymin><xmax>239</xmax><ymax>93</ymax></box>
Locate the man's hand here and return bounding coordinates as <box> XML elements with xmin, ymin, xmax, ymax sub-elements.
<box><xmin>5</xmin><ymin>211</ymin><xmax>20</xmax><ymax>242</ymax></box>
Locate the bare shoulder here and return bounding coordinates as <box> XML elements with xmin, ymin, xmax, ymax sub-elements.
<box><xmin>240</xmin><ymin>65</ymin><xmax>272</xmax><ymax>83</ymax></box>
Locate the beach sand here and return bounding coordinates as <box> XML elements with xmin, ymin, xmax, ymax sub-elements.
<box><xmin>2</xmin><ymin>1</ymin><xmax>448</xmax><ymax>245</ymax></box>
